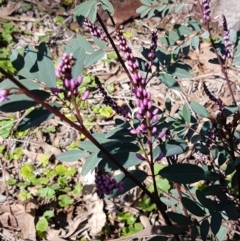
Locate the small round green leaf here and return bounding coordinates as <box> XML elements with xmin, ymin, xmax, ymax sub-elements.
<box><xmin>36</xmin><ymin>217</ymin><xmax>48</xmax><ymax>232</ymax></box>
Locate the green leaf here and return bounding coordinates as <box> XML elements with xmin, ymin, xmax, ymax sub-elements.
<box><xmin>167</xmin><ymin>31</ymin><xmax>180</xmax><ymax>45</ymax></box>
<box><xmin>175</xmin><ymin>3</ymin><xmax>184</xmax><ymax>13</ymax></box>
<box><xmin>36</xmin><ymin>217</ymin><xmax>48</xmax><ymax>232</ymax></box>
<box><xmin>224</xmin><ymin>203</ymin><xmax>238</xmax><ymax>220</ymax></box>
<box><xmin>100</xmin><ymin>0</ymin><xmax>114</xmax><ymax>15</ymax></box>
<box><xmin>93</xmin><ymin>36</ymin><xmax>107</xmax><ymax>50</ymax></box>
<box><xmin>196</xmin><ymin>190</ymin><xmax>217</xmax><ymax>211</ymax></box>
<box><xmin>159</xmin><ymin>225</ymin><xmax>188</xmax><ymax>235</ymax></box>
<box><xmin>72</xmin><ymin>47</ymin><xmax>85</xmax><ymax>80</ymax></box>
<box><xmin>156</xmin><ymin>178</ymin><xmax>170</xmax><ymax>192</ymax></box>
<box><xmin>167</xmin><ymin>212</ymin><xmax>193</xmax><ymax>225</ymax></box>
<box><xmin>159</xmin><ymin>163</ymin><xmax>220</xmax><ymax>184</ymax></box>
<box><xmin>140</xmin><ymin>0</ymin><xmax>152</xmax><ymax>7</ymax></box>
<box><xmin>10</xmin><ymin>49</ymin><xmax>24</xmax><ymax>71</ymax></box>
<box><xmin>0</xmin><ymin>78</ymin><xmax>41</xmax><ymax>90</ymax></box>
<box><xmin>0</xmin><ymin>90</ymin><xmax>50</xmax><ymax>112</ymax></box>
<box><xmin>190</xmin><ymin>101</ymin><xmax>208</xmax><ymax>117</ymax></box>
<box><xmin>118</xmin><ymin>212</ymin><xmax>136</xmax><ymax>225</ymax></box>
<box><xmin>58</xmin><ymin>194</ymin><xmax>74</xmax><ymax>207</ymax></box>
<box><xmin>191</xmin><ymin>36</ymin><xmax>200</xmax><ymax>50</ymax></box>
<box><xmin>211</xmin><ymin>212</ymin><xmax>222</xmax><ymax>236</ymax></box>
<box><xmin>21</xmin><ymin>163</ymin><xmax>35</xmax><ymax>179</ymax></box>
<box><xmin>191</xmin><ymin>225</ymin><xmax>199</xmax><ymax>240</ymax></box>
<box><xmin>17</xmin><ymin>45</ymin><xmax>55</xmax><ymax>87</ymax></box>
<box><xmin>158</xmin><ymin>73</ymin><xmax>180</xmax><ymax>90</ymax></box>
<box><xmin>73</xmin><ymin>0</ymin><xmax>97</xmax><ymax>23</ymax></box>
<box><xmin>106</xmin><ymin>170</ymin><xmax>147</xmax><ymax>198</ymax></box>
<box><xmin>98</xmin><ymin>151</ymin><xmax>142</xmax><ymax>171</ymax></box>
<box><xmin>187</xmin><ymin>18</ymin><xmax>201</xmax><ymax>31</ymax></box>
<box><xmin>17</xmin><ymin>103</ymin><xmax>61</xmax><ymax>131</ymax></box>
<box><xmin>38</xmin><ymin>187</ymin><xmax>55</xmax><ymax>200</ymax></box>
<box><xmin>139</xmin><ymin>198</ymin><xmax>156</xmax><ymax>212</ymax></box>
<box><xmin>82</xmin><ymin>152</ymin><xmax>102</xmax><ymax>176</ymax></box>
<box><xmin>181</xmin><ymin>197</ymin><xmax>205</xmax><ymax>217</ymax></box>
<box><xmin>182</xmin><ymin>40</ymin><xmax>190</xmax><ymax>55</ymax></box>
<box><xmin>167</xmin><ymin>62</ymin><xmax>191</xmax><ymax>78</ymax></box>
<box><xmin>64</xmin><ymin>35</ymin><xmax>94</xmax><ymax>53</ymax></box>
<box><xmin>159</xmin><ymin>139</ymin><xmax>188</xmax><ymax>157</ymax></box>
<box><xmin>200</xmin><ymin>219</ymin><xmax>209</xmax><ymax>241</ymax></box>
<box><xmin>55</xmin><ymin>164</ymin><xmax>67</xmax><ymax>176</ymax></box>
<box><xmin>85</xmin><ymin>49</ymin><xmax>105</xmax><ymax>67</ymax></box>
<box><xmin>43</xmin><ymin>210</ymin><xmax>54</xmax><ymax>219</ymax></box>
<box><xmin>37</xmin><ymin>42</ymin><xmax>56</xmax><ymax>87</ymax></box>
<box><xmin>57</xmin><ymin>149</ymin><xmax>87</xmax><ymax>162</ymax></box>
<box><xmin>165</xmin><ymin>98</ymin><xmax>172</xmax><ymax>112</ymax></box>
<box><xmin>174</xmin><ymin>24</ymin><xmax>193</xmax><ymax>36</ymax></box>
<box><xmin>136</xmin><ymin>6</ymin><xmax>151</xmax><ymax>18</ymax></box>
<box><xmin>182</xmin><ymin>104</ymin><xmax>191</xmax><ymax>123</ymax></box>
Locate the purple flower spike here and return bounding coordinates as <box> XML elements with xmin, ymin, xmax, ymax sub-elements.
<box><xmin>55</xmin><ymin>54</ymin><xmax>89</xmax><ymax>98</ymax></box>
<box><xmin>83</xmin><ymin>18</ymin><xmax>107</xmax><ymax>42</ymax></box>
<box><xmin>222</xmin><ymin>15</ymin><xmax>231</xmax><ymax>59</ymax></box>
<box><xmin>203</xmin><ymin>0</ymin><xmax>211</xmax><ymax>21</ymax></box>
<box><xmin>0</xmin><ymin>89</ymin><xmax>8</xmax><ymax>103</ymax></box>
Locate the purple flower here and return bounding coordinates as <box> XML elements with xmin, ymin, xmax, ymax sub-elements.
<box><xmin>0</xmin><ymin>89</ymin><xmax>8</xmax><ymax>103</ymax></box>
<box><xmin>95</xmin><ymin>78</ymin><xmax>129</xmax><ymax>117</ymax></box>
<box><xmin>222</xmin><ymin>15</ymin><xmax>231</xmax><ymax>59</ymax></box>
<box><xmin>202</xmin><ymin>0</ymin><xmax>211</xmax><ymax>21</ymax></box>
<box><xmin>83</xmin><ymin>19</ymin><xmax>107</xmax><ymax>41</ymax></box>
<box><xmin>55</xmin><ymin>53</ymin><xmax>88</xmax><ymax>99</ymax></box>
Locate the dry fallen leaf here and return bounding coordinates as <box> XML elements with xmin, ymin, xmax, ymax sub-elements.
<box><xmin>0</xmin><ymin>1</ymin><xmax>20</xmax><ymax>18</ymax></box>
<box><xmin>86</xmin><ymin>193</ymin><xmax>106</xmax><ymax>237</ymax></box>
<box><xmin>0</xmin><ymin>202</ymin><xmax>36</xmax><ymax>241</ymax></box>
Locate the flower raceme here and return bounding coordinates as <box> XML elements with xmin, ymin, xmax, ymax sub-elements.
<box><xmin>115</xmin><ymin>28</ymin><xmax>159</xmax><ymax>135</ymax></box>
<box><xmin>83</xmin><ymin>18</ymin><xmax>107</xmax><ymax>42</ymax></box>
<box><xmin>54</xmin><ymin>53</ymin><xmax>89</xmax><ymax>100</ymax></box>
<box><xmin>222</xmin><ymin>15</ymin><xmax>231</xmax><ymax>59</ymax></box>
<box><xmin>202</xmin><ymin>0</ymin><xmax>211</xmax><ymax>21</ymax></box>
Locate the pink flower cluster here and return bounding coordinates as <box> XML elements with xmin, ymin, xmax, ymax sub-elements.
<box><xmin>116</xmin><ymin>28</ymin><xmax>159</xmax><ymax>135</ymax></box>
<box><xmin>55</xmin><ymin>53</ymin><xmax>89</xmax><ymax>100</ymax></box>
<box><xmin>83</xmin><ymin>19</ymin><xmax>106</xmax><ymax>41</ymax></box>
<box><xmin>145</xmin><ymin>30</ymin><xmax>158</xmax><ymax>69</ymax></box>
<box><xmin>203</xmin><ymin>0</ymin><xmax>211</xmax><ymax>21</ymax></box>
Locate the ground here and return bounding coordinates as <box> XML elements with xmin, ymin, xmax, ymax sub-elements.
<box><xmin>0</xmin><ymin>0</ymin><xmax>240</xmax><ymax>240</ymax></box>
